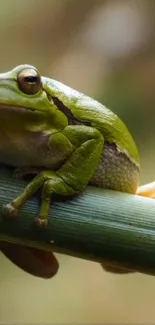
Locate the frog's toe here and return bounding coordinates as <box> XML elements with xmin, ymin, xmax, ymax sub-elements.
<box><xmin>3</xmin><ymin>203</ymin><xmax>19</xmax><ymax>218</ymax></box>
<box><xmin>35</xmin><ymin>216</ymin><xmax>48</xmax><ymax>228</ymax></box>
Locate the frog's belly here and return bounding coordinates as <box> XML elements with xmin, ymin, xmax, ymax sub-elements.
<box><xmin>91</xmin><ymin>143</ymin><xmax>139</xmax><ymax>194</ymax></box>
<box><xmin>0</xmin><ymin>131</ymin><xmax>64</xmax><ymax>168</ymax></box>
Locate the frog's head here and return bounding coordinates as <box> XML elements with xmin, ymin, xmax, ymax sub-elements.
<box><xmin>0</xmin><ymin>64</ymin><xmax>67</xmax><ymax>132</ymax></box>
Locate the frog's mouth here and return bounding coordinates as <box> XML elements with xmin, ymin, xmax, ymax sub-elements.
<box><xmin>0</xmin><ymin>103</ymin><xmax>36</xmax><ymax>113</ymax></box>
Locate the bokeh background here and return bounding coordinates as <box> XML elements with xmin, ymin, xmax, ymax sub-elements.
<box><xmin>1</xmin><ymin>0</ymin><xmax>155</xmax><ymax>323</ymax></box>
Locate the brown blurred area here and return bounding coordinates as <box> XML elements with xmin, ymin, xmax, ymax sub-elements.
<box><xmin>1</xmin><ymin>0</ymin><xmax>155</xmax><ymax>323</ymax></box>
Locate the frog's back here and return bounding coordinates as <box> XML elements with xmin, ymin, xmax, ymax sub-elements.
<box><xmin>46</xmin><ymin>78</ymin><xmax>139</xmax><ymax>162</ymax></box>
<box><xmin>46</xmin><ymin>78</ymin><xmax>140</xmax><ymax>193</ymax></box>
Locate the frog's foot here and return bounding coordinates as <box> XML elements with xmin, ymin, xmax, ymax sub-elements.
<box><xmin>3</xmin><ymin>202</ymin><xmax>19</xmax><ymax>218</ymax></box>
<box><xmin>3</xmin><ymin>171</ymin><xmax>51</xmax><ymax>224</ymax></box>
<box><xmin>3</xmin><ymin>170</ymin><xmax>75</xmax><ymax>229</ymax></box>
<box><xmin>35</xmin><ymin>196</ymin><xmax>50</xmax><ymax>228</ymax></box>
<box><xmin>14</xmin><ymin>167</ymin><xmax>42</xmax><ymax>179</ymax></box>
<box><xmin>3</xmin><ymin>196</ymin><xmax>50</xmax><ymax>228</ymax></box>
<box><xmin>35</xmin><ymin>216</ymin><xmax>48</xmax><ymax>228</ymax></box>
<box><xmin>136</xmin><ymin>182</ymin><xmax>155</xmax><ymax>198</ymax></box>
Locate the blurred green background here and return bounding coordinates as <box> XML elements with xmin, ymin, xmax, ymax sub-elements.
<box><xmin>1</xmin><ymin>0</ymin><xmax>155</xmax><ymax>323</ymax></box>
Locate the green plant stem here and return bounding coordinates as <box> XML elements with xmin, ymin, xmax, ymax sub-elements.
<box><xmin>0</xmin><ymin>167</ymin><xmax>155</xmax><ymax>275</ymax></box>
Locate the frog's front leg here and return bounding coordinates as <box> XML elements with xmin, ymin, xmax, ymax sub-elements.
<box><xmin>3</xmin><ymin>126</ymin><xmax>104</xmax><ymax>228</ymax></box>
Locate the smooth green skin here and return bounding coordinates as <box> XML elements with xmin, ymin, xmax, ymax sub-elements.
<box><xmin>0</xmin><ymin>64</ymin><xmax>140</xmax><ymax>227</ymax></box>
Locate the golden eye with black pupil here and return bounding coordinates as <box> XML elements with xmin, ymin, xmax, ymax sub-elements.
<box><xmin>17</xmin><ymin>68</ymin><xmax>42</xmax><ymax>95</ymax></box>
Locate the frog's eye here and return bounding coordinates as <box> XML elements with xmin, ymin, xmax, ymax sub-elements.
<box><xmin>17</xmin><ymin>68</ymin><xmax>42</xmax><ymax>95</ymax></box>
